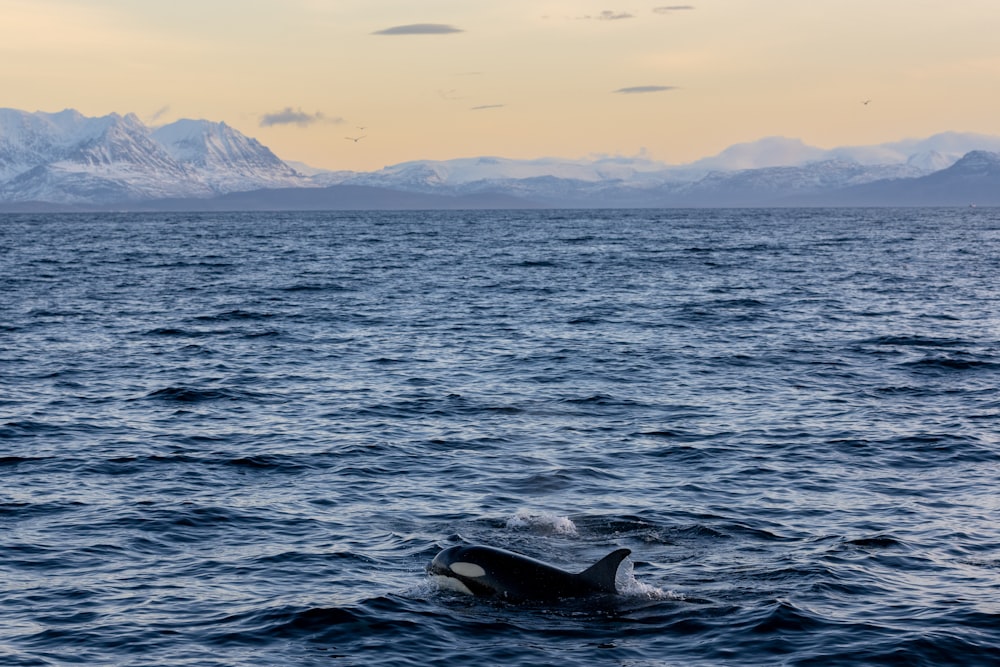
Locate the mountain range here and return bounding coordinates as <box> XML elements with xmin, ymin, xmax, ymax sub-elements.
<box><xmin>2</xmin><ymin>108</ymin><xmax>1000</xmax><ymax>210</ymax></box>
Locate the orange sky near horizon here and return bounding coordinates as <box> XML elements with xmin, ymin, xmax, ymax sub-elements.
<box><xmin>3</xmin><ymin>0</ymin><xmax>1000</xmax><ymax>171</ymax></box>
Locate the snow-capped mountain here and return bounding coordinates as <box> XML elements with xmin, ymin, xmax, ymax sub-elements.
<box><xmin>299</xmin><ymin>132</ymin><xmax>1000</xmax><ymax>207</ymax></box>
<box><xmin>0</xmin><ymin>110</ymin><xmax>209</xmax><ymax>204</ymax></box>
<box><xmin>0</xmin><ymin>108</ymin><xmax>306</xmax><ymax>204</ymax></box>
<box><xmin>3</xmin><ymin>107</ymin><xmax>1000</xmax><ymax>209</ymax></box>
<box><xmin>317</xmin><ymin>152</ymin><xmax>928</xmax><ymax>207</ymax></box>
<box><xmin>652</xmin><ymin>158</ymin><xmax>933</xmax><ymax>207</ymax></box>
<box><xmin>804</xmin><ymin>150</ymin><xmax>1000</xmax><ymax>207</ymax></box>
<box><xmin>684</xmin><ymin>133</ymin><xmax>1000</xmax><ymax>172</ymax></box>
<box><xmin>333</xmin><ymin>132</ymin><xmax>999</xmax><ymax>195</ymax></box>
<box><xmin>0</xmin><ymin>108</ymin><xmax>96</xmax><ymax>182</ymax></box>
<box><xmin>152</xmin><ymin>119</ymin><xmax>301</xmax><ymax>193</ymax></box>
<box><xmin>687</xmin><ymin>137</ymin><xmax>828</xmax><ymax>171</ymax></box>
<box><xmin>325</xmin><ymin>154</ymin><xmax>681</xmax><ymax>187</ymax></box>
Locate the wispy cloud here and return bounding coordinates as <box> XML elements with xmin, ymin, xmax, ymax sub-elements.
<box><xmin>653</xmin><ymin>5</ymin><xmax>695</xmax><ymax>13</ymax></box>
<box><xmin>372</xmin><ymin>23</ymin><xmax>464</xmax><ymax>35</ymax></box>
<box><xmin>471</xmin><ymin>104</ymin><xmax>505</xmax><ymax>111</ymax></box>
<box><xmin>614</xmin><ymin>85</ymin><xmax>678</xmax><ymax>94</ymax></box>
<box><xmin>260</xmin><ymin>107</ymin><xmax>342</xmax><ymax>128</ymax></box>
<box><xmin>438</xmin><ymin>89</ymin><xmax>470</xmax><ymax>101</ymax></box>
<box><xmin>580</xmin><ymin>10</ymin><xmax>635</xmax><ymax>20</ymax></box>
<box><xmin>148</xmin><ymin>105</ymin><xmax>171</xmax><ymax>124</ymax></box>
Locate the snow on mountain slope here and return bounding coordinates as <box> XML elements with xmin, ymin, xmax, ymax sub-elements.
<box><xmin>798</xmin><ymin>150</ymin><xmax>1000</xmax><ymax>207</ymax></box>
<box><xmin>0</xmin><ymin>108</ymin><xmax>306</xmax><ymax>204</ymax></box>
<box><xmin>332</xmin><ymin>154</ymin><xmax>691</xmax><ymax>193</ymax></box>
<box><xmin>825</xmin><ymin>132</ymin><xmax>1000</xmax><ymax>168</ymax></box>
<box><xmin>0</xmin><ymin>108</ymin><xmax>114</xmax><ymax>182</ymax></box>
<box><xmin>322</xmin><ymin>133</ymin><xmax>997</xmax><ymax>194</ymax></box>
<box><xmin>687</xmin><ymin>137</ymin><xmax>827</xmax><ymax>171</ymax></box>
<box><xmin>660</xmin><ymin>159</ymin><xmax>924</xmax><ymax>207</ymax></box>
<box><xmin>381</xmin><ymin>154</ymin><xmax>675</xmax><ymax>183</ymax></box>
<box><xmin>5</xmin><ymin>106</ymin><xmax>1000</xmax><ymax>207</ymax></box>
<box><xmin>0</xmin><ymin>111</ymin><xmax>210</xmax><ymax>203</ymax></box>
<box><xmin>153</xmin><ymin>119</ymin><xmax>304</xmax><ymax>192</ymax></box>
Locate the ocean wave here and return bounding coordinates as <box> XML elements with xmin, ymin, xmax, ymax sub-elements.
<box><xmin>864</xmin><ymin>334</ymin><xmax>970</xmax><ymax>348</ymax></box>
<box><xmin>6</xmin><ymin>209</ymin><xmax>1000</xmax><ymax>667</ymax></box>
<box><xmin>140</xmin><ymin>386</ymin><xmax>270</xmax><ymax>403</ymax></box>
<box><xmin>900</xmin><ymin>355</ymin><xmax>999</xmax><ymax>372</ymax></box>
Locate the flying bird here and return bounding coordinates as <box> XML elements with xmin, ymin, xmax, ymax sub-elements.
<box><xmin>862</xmin><ymin>99</ymin><xmax>872</xmax><ymax>105</ymax></box>
<box><xmin>345</xmin><ymin>135</ymin><xmax>366</xmax><ymax>143</ymax></box>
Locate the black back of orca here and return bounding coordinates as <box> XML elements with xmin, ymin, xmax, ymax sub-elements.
<box><xmin>428</xmin><ymin>544</ymin><xmax>632</xmax><ymax>602</ymax></box>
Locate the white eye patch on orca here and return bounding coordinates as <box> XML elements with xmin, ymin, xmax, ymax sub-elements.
<box><xmin>450</xmin><ymin>561</ymin><xmax>486</xmax><ymax>578</ymax></box>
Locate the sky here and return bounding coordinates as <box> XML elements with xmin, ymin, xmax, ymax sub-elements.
<box><xmin>3</xmin><ymin>0</ymin><xmax>1000</xmax><ymax>171</ymax></box>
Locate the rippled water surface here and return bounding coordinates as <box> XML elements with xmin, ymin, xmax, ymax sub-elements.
<box><xmin>2</xmin><ymin>209</ymin><xmax>999</xmax><ymax>666</ymax></box>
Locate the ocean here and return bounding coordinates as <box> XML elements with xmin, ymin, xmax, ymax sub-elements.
<box><xmin>2</xmin><ymin>208</ymin><xmax>998</xmax><ymax>666</ymax></box>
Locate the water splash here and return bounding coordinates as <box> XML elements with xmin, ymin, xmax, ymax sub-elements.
<box><xmin>505</xmin><ymin>510</ymin><xmax>579</xmax><ymax>536</ymax></box>
<box><xmin>616</xmin><ymin>558</ymin><xmax>683</xmax><ymax>601</ymax></box>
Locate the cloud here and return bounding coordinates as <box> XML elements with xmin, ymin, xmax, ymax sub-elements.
<box><xmin>597</xmin><ymin>10</ymin><xmax>634</xmax><ymax>20</ymax></box>
<box><xmin>471</xmin><ymin>104</ymin><xmax>505</xmax><ymax>111</ymax></box>
<box><xmin>580</xmin><ymin>10</ymin><xmax>634</xmax><ymax>20</ymax></box>
<box><xmin>653</xmin><ymin>5</ymin><xmax>695</xmax><ymax>13</ymax></box>
<box><xmin>372</xmin><ymin>23</ymin><xmax>464</xmax><ymax>35</ymax></box>
<box><xmin>260</xmin><ymin>107</ymin><xmax>342</xmax><ymax>127</ymax></box>
<box><xmin>148</xmin><ymin>105</ymin><xmax>171</xmax><ymax>124</ymax></box>
<box><xmin>614</xmin><ymin>85</ymin><xmax>678</xmax><ymax>94</ymax></box>
<box><xmin>438</xmin><ymin>89</ymin><xmax>471</xmax><ymax>101</ymax></box>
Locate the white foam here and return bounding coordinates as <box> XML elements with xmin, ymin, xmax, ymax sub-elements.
<box><xmin>505</xmin><ymin>510</ymin><xmax>579</xmax><ymax>536</ymax></box>
<box><xmin>616</xmin><ymin>559</ymin><xmax>684</xmax><ymax>601</ymax></box>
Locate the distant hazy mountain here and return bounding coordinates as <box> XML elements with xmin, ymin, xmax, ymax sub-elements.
<box><xmin>317</xmin><ymin>154</ymin><xmax>682</xmax><ymax>188</ymax></box>
<box><xmin>795</xmin><ymin>150</ymin><xmax>1000</xmax><ymax>207</ymax></box>
<box><xmin>688</xmin><ymin>137</ymin><xmax>828</xmax><ymax>171</ymax></box>
<box><xmin>687</xmin><ymin>132</ymin><xmax>1000</xmax><ymax>171</ymax></box>
<box><xmin>3</xmin><ymin>107</ymin><xmax>1000</xmax><ymax>209</ymax></box>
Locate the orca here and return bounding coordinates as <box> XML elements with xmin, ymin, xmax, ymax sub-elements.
<box><xmin>428</xmin><ymin>544</ymin><xmax>632</xmax><ymax>602</ymax></box>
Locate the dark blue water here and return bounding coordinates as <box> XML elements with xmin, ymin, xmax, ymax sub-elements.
<box><xmin>2</xmin><ymin>208</ymin><xmax>999</xmax><ymax>666</ymax></box>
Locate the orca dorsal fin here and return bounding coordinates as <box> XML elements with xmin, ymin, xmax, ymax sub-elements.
<box><xmin>578</xmin><ymin>548</ymin><xmax>631</xmax><ymax>594</ymax></box>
